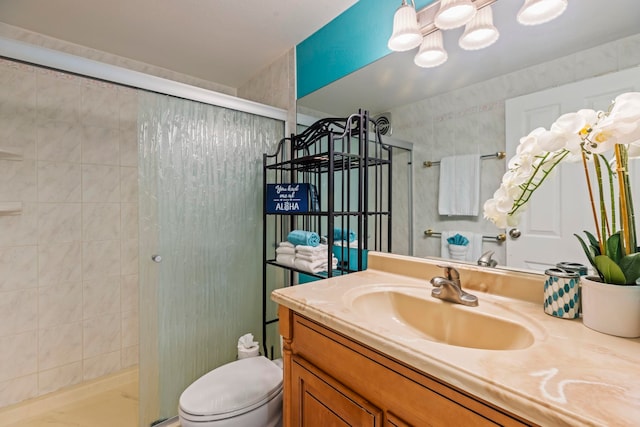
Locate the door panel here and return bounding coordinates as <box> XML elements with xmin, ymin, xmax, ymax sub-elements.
<box><xmin>291</xmin><ymin>356</ymin><xmax>381</xmax><ymax>427</ymax></box>
<box><xmin>505</xmin><ymin>67</ymin><xmax>640</xmax><ymax>271</ymax></box>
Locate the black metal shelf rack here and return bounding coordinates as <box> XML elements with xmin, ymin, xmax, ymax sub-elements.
<box><xmin>261</xmin><ymin>110</ymin><xmax>393</xmax><ymax>359</ymax></box>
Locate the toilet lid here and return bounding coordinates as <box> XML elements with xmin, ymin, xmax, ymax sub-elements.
<box><xmin>179</xmin><ymin>356</ymin><xmax>283</xmax><ymax>419</ymax></box>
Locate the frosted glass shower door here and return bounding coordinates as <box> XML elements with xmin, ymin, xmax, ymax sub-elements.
<box><xmin>138</xmin><ymin>93</ymin><xmax>283</xmax><ymax>425</ymax></box>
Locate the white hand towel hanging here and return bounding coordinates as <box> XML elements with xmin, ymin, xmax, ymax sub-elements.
<box><xmin>438</xmin><ymin>154</ymin><xmax>481</xmax><ymax>216</ymax></box>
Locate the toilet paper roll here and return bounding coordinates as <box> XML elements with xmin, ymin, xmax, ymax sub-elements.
<box><xmin>238</xmin><ymin>346</ymin><xmax>260</xmax><ymax>359</ymax></box>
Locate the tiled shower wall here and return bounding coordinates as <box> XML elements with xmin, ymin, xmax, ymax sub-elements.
<box><xmin>0</xmin><ymin>58</ymin><xmax>139</xmax><ymax>408</ymax></box>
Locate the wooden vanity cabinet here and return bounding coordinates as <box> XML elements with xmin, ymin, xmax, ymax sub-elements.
<box><xmin>279</xmin><ymin>306</ymin><xmax>533</xmax><ymax>427</ymax></box>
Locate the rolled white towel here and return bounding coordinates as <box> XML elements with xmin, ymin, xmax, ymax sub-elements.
<box><xmin>276</xmin><ymin>254</ymin><xmax>295</xmax><ymax>267</ymax></box>
<box><xmin>276</xmin><ymin>246</ymin><xmax>295</xmax><ymax>255</ymax></box>
<box><xmin>296</xmin><ymin>244</ymin><xmax>328</xmax><ymax>254</ymax></box>
<box><xmin>279</xmin><ymin>241</ymin><xmax>295</xmax><ymax>248</ymax></box>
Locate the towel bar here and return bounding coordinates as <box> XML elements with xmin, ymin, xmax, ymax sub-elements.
<box><xmin>423</xmin><ymin>151</ymin><xmax>505</xmax><ymax>168</ymax></box>
<box><xmin>424</xmin><ymin>229</ymin><xmax>506</xmax><ymax>242</ymax></box>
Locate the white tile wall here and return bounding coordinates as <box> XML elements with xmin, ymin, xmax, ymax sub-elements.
<box><xmin>38</xmin><ymin>322</ymin><xmax>83</xmax><ymax>371</ymax></box>
<box><xmin>0</xmin><ymin>246</ymin><xmax>38</xmax><ymax>291</ymax></box>
<box><xmin>0</xmin><ymin>58</ymin><xmax>140</xmax><ymax>408</ymax></box>
<box><xmin>82</xmin><ymin>164</ymin><xmax>121</xmax><ymax>203</ymax></box>
<box><xmin>38</xmin><ymin>242</ymin><xmax>82</xmax><ymax>287</ymax></box>
<box><xmin>38</xmin><ymin>362</ymin><xmax>83</xmax><ymax>395</ymax></box>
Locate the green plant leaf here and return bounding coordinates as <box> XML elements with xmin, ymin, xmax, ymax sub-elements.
<box><xmin>605</xmin><ymin>232</ymin><xmax>623</xmax><ymax>264</ymax></box>
<box><xmin>574</xmin><ymin>233</ymin><xmax>598</xmax><ymax>271</ymax></box>
<box><xmin>594</xmin><ymin>255</ymin><xmax>627</xmax><ymax>284</ymax></box>
<box><xmin>619</xmin><ymin>252</ymin><xmax>640</xmax><ymax>284</ymax></box>
<box><xmin>583</xmin><ymin>230</ymin><xmax>602</xmax><ymax>256</ymax></box>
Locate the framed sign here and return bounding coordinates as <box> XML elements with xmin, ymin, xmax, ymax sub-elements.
<box><xmin>266</xmin><ymin>183</ymin><xmax>312</xmax><ymax>213</ymax></box>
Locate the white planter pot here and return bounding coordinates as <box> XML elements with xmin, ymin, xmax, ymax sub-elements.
<box><xmin>581</xmin><ymin>276</ymin><xmax>640</xmax><ymax>338</ymax></box>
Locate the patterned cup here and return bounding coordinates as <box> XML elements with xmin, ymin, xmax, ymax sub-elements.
<box><xmin>544</xmin><ymin>267</ymin><xmax>580</xmax><ymax>319</ymax></box>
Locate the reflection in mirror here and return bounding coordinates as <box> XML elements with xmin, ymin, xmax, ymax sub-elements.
<box><xmin>297</xmin><ymin>0</ymin><xmax>640</xmax><ymax>271</ymax></box>
<box><xmin>296</xmin><ymin>113</ymin><xmax>415</xmax><ymax>256</ymax></box>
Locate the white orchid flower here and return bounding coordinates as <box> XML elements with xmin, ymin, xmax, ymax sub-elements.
<box><xmin>484</xmin><ymin>92</ymin><xmax>637</xmax><ymax>262</ymax></box>
<box><xmin>536</xmin><ymin>130</ymin><xmax>566</xmax><ymax>152</ymax></box>
<box><xmin>610</xmin><ymin>92</ymin><xmax>640</xmax><ymax>122</ymax></box>
<box><xmin>483</xmin><ymin>199</ymin><xmax>507</xmax><ymax>228</ymax></box>
<box><xmin>588</xmin><ymin>114</ymin><xmax>640</xmax><ymax>153</ymax></box>
<box><xmin>502</xmin><ymin>169</ymin><xmax>529</xmax><ymax>187</ymax></box>
<box><xmin>517</xmin><ymin>127</ymin><xmax>546</xmax><ymax>158</ymax></box>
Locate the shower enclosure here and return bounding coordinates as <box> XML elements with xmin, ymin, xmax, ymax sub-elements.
<box><xmin>137</xmin><ymin>92</ymin><xmax>284</xmax><ymax>425</ymax></box>
<box><xmin>0</xmin><ymin>37</ymin><xmax>287</xmax><ymax>426</ymax></box>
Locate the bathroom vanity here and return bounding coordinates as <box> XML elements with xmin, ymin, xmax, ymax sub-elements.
<box><xmin>272</xmin><ymin>252</ymin><xmax>640</xmax><ymax>426</ymax></box>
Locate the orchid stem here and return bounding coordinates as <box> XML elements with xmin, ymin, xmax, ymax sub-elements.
<box><xmin>615</xmin><ymin>144</ymin><xmax>632</xmax><ymax>254</ymax></box>
<box><xmin>581</xmin><ymin>150</ymin><xmax>604</xmax><ymax>254</ymax></box>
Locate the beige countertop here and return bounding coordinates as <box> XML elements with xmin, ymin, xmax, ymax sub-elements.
<box><xmin>271</xmin><ymin>252</ymin><xmax>640</xmax><ymax>427</ymax></box>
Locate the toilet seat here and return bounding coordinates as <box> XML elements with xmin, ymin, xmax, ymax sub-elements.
<box><xmin>179</xmin><ymin>356</ymin><xmax>283</xmax><ymax>423</ymax></box>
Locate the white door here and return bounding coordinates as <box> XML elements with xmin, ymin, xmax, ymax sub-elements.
<box><xmin>505</xmin><ymin>67</ymin><xmax>640</xmax><ymax>272</ymax></box>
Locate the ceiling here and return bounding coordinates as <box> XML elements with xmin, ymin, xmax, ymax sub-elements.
<box><xmin>299</xmin><ymin>0</ymin><xmax>640</xmax><ymax>116</ymax></box>
<box><xmin>1</xmin><ymin>0</ymin><xmax>638</xmax><ymax>117</ymax></box>
<box><xmin>0</xmin><ymin>0</ymin><xmax>357</xmax><ymax>89</ymax></box>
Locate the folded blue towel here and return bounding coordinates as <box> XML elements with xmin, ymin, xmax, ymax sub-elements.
<box><xmin>287</xmin><ymin>230</ymin><xmax>320</xmax><ymax>247</ymax></box>
<box><xmin>333</xmin><ymin>227</ymin><xmax>356</xmax><ymax>243</ymax></box>
<box><xmin>447</xmin><ymin>233</ymin><xmax>469</xmax><ymax>246</ymax></box>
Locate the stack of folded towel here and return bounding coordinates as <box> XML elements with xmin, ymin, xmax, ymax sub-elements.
<box><xmin>275</xmin><ymin>230</ymin><xmax>341</xmax><ymax>274</ymax></box>
<box><xmin>294</xmin><ymin>244</ymin><xmax>338</xmax><ymax>274</ymax></box>
<box><xmin>276</xmin><ymin>241</ymin><xmax>296</xmax><ymax>267</ymax></box>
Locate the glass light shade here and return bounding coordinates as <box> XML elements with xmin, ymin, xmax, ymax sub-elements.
<box><xmin>459</xmin><ymin>6</ymin><xmax>499</xmax><ymax>51</ymax></box>
<box><xmin>414</xmin><ymin>31</ymin><xmax>448</xmax><ymax>68</ymax></box>
<box><xmin>388</xmin><ymin>2</ymin><xmax>423</xmax><ymax>52</ymax></box>
<box><xmin>517</xmin><ymin>0</ymin><xmax>568</xmax><ymax>25</ymax></box>
<box><xmin>434</xmin><ymin>0</ymin><xmax>477</xmax><ymax>30</ymax></box>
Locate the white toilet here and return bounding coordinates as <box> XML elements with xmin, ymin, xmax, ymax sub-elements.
<box><xmin>178</xmin><ymin>356</ymin><xmax>283</xmax><ymax>427</ymax></box>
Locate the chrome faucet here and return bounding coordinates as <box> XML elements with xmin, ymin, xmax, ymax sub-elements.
<box><xmin>477</xmin><ymin>250</ymin><xmax>498</xmax><ymax>268</ymax></box>
<box><xmin>430</xmin><ymin>265</ymin><xmax>478</xmax><ymax>307</ymax></box>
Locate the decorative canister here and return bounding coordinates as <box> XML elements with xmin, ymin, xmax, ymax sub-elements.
<box><xmin>556</xmin><ymin>262</ymin><xmax>588</xmax><ymax>276</ymax></box>
<box><xmin>544</xmin><ymin>267</ymin><xmax>580</xmax><ymax>319</ymax></box>
<box><xmin>556</xmin><ymin>262</ymin><xmax>587</xmax><ymax>315</ymax></box>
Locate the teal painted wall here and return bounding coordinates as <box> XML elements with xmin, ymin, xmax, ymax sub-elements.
<box><xmin>296</xmin><ymin>0</ymin><xmax>434</xmax><ymax>99</ymax></box>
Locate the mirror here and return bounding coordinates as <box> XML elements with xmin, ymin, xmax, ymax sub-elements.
<box><xmin>297</xmin><ymin>0</ymin><xmax>640</xmax><ymax>269</ymax></box>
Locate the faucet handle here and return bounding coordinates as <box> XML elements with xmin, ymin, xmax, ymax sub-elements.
<box><xmin>436</xmin><ymin>264</ymin><xmax>460</xmax><ymax>281</ymax></box>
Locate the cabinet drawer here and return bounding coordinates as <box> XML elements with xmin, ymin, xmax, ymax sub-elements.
<box><xmin>289</xmin><ymin>313</ymin><xmax>531</xmax><ymax>426</ymax></box>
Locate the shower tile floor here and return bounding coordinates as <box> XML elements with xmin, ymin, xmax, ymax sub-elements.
<box><xmin>0</xmin><ymin>369</ymin><xmax>138</xmax><ymax>427</ymax></box>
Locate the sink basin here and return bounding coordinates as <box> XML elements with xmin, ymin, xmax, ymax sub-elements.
<box><xmin>347</xmin><ymin>287</ymin><xmax>535</xmax><ymax>350</ymax></box>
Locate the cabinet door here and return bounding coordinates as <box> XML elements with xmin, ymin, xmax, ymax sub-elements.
<box><xmin>291</xmin><ymin>356</ymin><xmax>382</xmax><ymax>427</ymax></box>
<box><xmin>385</xmin><ymin>412</ymin><xmax>412</xmax><ymax>427</ymax></box>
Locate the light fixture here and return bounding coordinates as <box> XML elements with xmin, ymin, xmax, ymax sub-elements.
<box><xmin>389</xmin><ymin>0</ymin><xmax>568</xmax><ymax>71</ymax></box>
<box><xmin>459</xmin><ymin>5</ymin><xmax>499</xmax><ymax>50</ymax></box>
<box><xmin>434</xmin><ymin>0</ymin><xmax>477</xmax><ymax>30</ymax></box>
<box><xmin>388</xmin><ymin>0</ymin><xmax>423</xmax><ymax>52</ymax></box>
<box><xmin>414</xmin><ymin>31</ymin><xmax>448</xmax><ymax>68</ymax></box>
<box><xmin>517</xmin><ymin>0</ymin><xmax>568</xmax><ymax>26</ymax></box>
